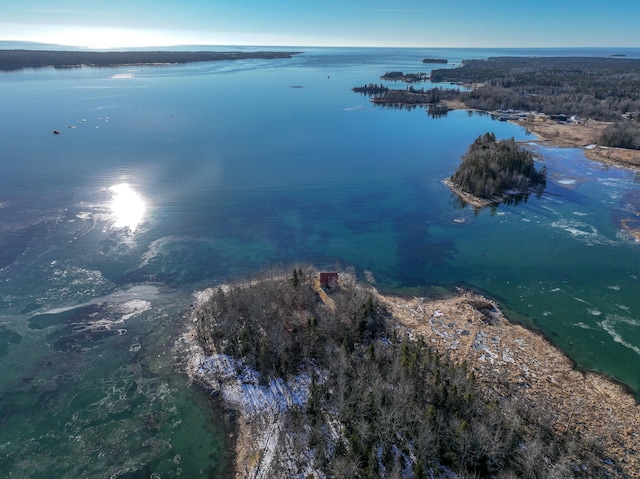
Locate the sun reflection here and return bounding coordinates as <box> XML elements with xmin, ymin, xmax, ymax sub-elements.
<box><xmin>109</xmin><ymin>183</ymin><xmax>146</xmax><ymax>232</ymax></box>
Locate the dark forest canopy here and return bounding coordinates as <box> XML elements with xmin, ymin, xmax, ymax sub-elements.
<box><xmin>353</xmin><ymin>85</ymin><xmax>448</xmax><ymax>107</ymax></box>
<box><xmin>430</xmin><ymin>56</ymin><xmax>640</xmax><ymax>122</ymax></box>
<box><xmin>381</xmin><ymin>71</ymin><xmax>429</xmax><ymax>82</ymax></box>
<box><xmin>450</xmin><ymin>132</ymin><xmax>546</xmax><ymax>202</ymax></box>
<box><xmin>0</xmin><ymin>50</ymin><xmax>301</xmax><ymax>71</ymax></box>
<box><xmin>194</xmin><ymin>267</ymin><xmax>608</xmax><ymax>478</ymax></box>
<box><xmin>352</xmin><ymin>83</ymin><xmax>389</xmax><ymax>95</ymax></box>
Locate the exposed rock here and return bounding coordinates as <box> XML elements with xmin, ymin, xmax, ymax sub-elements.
<box><xmin>382</xmin><ymin>291</ymin><xmax>640</xmax><ymax>477</ymax></box>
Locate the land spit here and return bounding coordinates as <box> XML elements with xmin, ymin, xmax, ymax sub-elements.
<box><xmin>182</xmin><ymin>288</ymin><xmax>640</xmax><ymax>478</ymax></box>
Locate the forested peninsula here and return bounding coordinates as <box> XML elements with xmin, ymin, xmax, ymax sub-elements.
<box><xmin>0</xmin><ymin>50</ymin><xmax>301</xmax><ymax>71</ymax></box>
<box><xmin>354</xmin><ymin>56</ymin><xmax>640</xmax><ymax>166</ymax></box>
<box><xmin>183</xmin><ymin>267</ymin><xmax>640</xmax><ymax>479</ymax></box>
<box><xmin>430</xmin><ymin>56</ymin><xmax>640</xmax><ymax>121</ymax></box>
<box><xmin>432</xmin><ymin>56</ymin><xmax>640</xmax><ymax>154</ymax></box>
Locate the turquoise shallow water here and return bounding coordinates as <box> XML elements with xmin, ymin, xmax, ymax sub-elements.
<box><xmin>1</xmin><ymin>46</ymin><xmax>640</xmax><ymax>476</ymax></box>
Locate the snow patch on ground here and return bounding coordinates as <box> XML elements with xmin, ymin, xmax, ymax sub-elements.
<box><xmin>193</xmin><ymin>353</ymin><xmax>311</xmax><ymax>415</ymax></box>
<box><xmin>187</xmin><ymin>347</ymin><xmax>314</xmax><ymax>479</ymax></box>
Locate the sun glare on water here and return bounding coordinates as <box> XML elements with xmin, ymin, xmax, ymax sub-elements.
<box><xmin>109</xmin><ymin>183</ymin><xmax>146</xmax><ymax>231</ymax></box>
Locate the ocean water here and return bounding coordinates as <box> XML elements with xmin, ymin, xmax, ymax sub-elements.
<box><xmin>1</xmin><ymin>46</ymin><xmax>640</xmax><ymax>476</ymax></box>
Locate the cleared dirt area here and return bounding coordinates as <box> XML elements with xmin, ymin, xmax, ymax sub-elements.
<box><xmin>512</xmin><ymin>117</ymin><xmax>640</xmax><ymax>169</ymax></box>
<box><xmin>443</xmin><ymin>102</ymin><xmax>640</xmax><ymax>170</ymax></box>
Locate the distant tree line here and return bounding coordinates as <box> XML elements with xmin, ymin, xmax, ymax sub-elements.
<box><xmin>369</xmin><ymin>86</ymin><xmax>452</xmax><ymax>106</ymax></box>
<box><xmin>423</xmin><ymin>58</ymin><xmax>448</xmax><ymax>64</ymax></box>
<box><xmin>381</xmin><ymin>71</ymin><xmax>429</xmax><ymax>82</ymax></box>
<box><xmin>0</xmin><ymin>50</ymin><xmax>300</xmax><ymax>71</ymax></box>
<box><xmin>372</xmin><ymin>87</ymin><xmax>432</xmax><ymax>105</ymax></box>
<box><xmin>382</xmin><ymin>71</ymin><xmax>405</xmax><ymax>80</ymax></box>
<box><xmin>429</xmin><ymin>56</ymin><xmax>640</xmax><ymax>149</ymax></box>
<box><xmin>352</xmin><ymin>83</ymin><xmax>389</xmax><ymax>96</ymax></box>
<box><xmin>351</xmin><ymin>81</ymin><xmax>462</xmax><ymax>115</ymax></box>
<box><xmin>450</xmin><ymin>132</ymin><xmax>546</xmax><ymax>201</ymax></box>
<box><xmin>354</xmin><ymin>57</ymin><xmax>640</xmax><ymax>149</ymax></box>
<box><xmin>429</xmin><ymin>56</ymin><xmax>640</xmax><ymax>122</ymax></box>
<box><xmin>194</xmin><ymin>266</ymin><xmax>609</xmax><ymax>478</ymax></box>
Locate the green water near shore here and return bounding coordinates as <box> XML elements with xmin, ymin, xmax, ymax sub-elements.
<box><xmin>0</xmin><ymin>288</ymin><xmax>230</xmax><ymax>478</ymax></box>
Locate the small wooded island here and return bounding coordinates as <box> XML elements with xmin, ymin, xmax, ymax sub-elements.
<box><xmin>381</xmin><ymin>71</ymin><xmax>429</xmax><ymax>82</ymax></box>
<box><xmin>447</xmin><ymin>132</ymin><xmax>547</xmax><ymax>208</ymax></box>
<box><xmin>352</xmin><ymin>83</ymin><xmax>450</xmax><ymax>116</ymax></box>
<box><xmin>184</xmin><ymin>266</ymin><xmax>639</xmax><ymax>478</ymax></box>
<box><xmin>0</xmin><ymin>50</ymin><xmax>301</xmax><ymax>71</ymax></box>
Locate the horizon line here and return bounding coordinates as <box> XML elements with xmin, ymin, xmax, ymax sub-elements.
<box><xmin>1</xmin><ymin>40</ymin><xmax>639</xmax><ymax>51</ymax></box>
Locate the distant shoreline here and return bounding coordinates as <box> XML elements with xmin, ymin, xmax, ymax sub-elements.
<box><xmin>0</xmin><ymin>50</ymin><xmax>302</xmax><ymax>71</ymax></box>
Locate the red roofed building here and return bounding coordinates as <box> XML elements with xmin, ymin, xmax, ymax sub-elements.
<box><xmin>319</xmin><ymin>272</ymin><xmax>338</xmax><ymax>288</ymax></box>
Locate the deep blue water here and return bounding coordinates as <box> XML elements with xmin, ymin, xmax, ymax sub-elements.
<box><xmin>1</xmin><ymin>46</ymin><xmax>640</xmax><ymax>477</ymax></box>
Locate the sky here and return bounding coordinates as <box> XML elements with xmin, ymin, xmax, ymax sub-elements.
<box><xmin>2</xmin><ymin>0</ymin><xmax>640</xmax><ymax>49</ymax></box>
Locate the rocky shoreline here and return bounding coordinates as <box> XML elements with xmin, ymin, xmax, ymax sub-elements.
<box><xmin>443</xmin><ymin>178</ymin><xmax>495</xmax><ymax>209</ymax></box>
<box><xmin>382</xmin><ymin>291</ymin><xmax>640</xmax><ymax>477</ymax></box>
<box><xmin>182</xmin><ymin>287</ymin><xmax>640</xmax><ymax>478</ymax></box>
